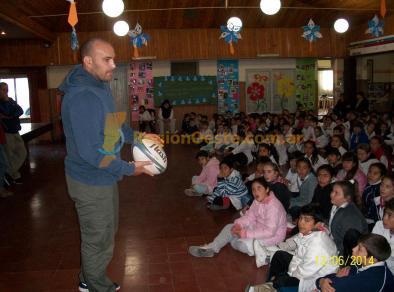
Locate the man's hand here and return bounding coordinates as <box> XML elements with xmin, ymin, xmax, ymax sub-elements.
<box><xmin>142</xmin><ymin>133</ymin><xmax>164</xmax><ymax>146</ymax></box>
<box><xmin>132</xmin><ymin>161</ymin><xmax>154</xmax><ymax>176</ymax></box>
<box><xmin>319</xmin><ymin>278</ymin><xmax>335</xmax><ymax>292</ymax></box>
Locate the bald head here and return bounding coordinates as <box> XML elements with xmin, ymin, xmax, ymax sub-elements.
<box><xmin>80</xmin><ymin>38</ymin><xmax>112</xmax><ymax>59</ymax></box>
<box><xmin>80</xmin><ymin>38</ymin><xmax>116</xmax><ymax>82</ymax></box>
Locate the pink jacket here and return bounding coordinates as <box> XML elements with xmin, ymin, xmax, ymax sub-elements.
<box><xmin>235</xmin><ymin>192</ymin><xmax>287</xmax><ymax>245</ymax></box>
<box><xmin>336</xmin><ymin>168</ymin><xmax>367</xmax><ymax>195</ymax></box>
<box><xmin>193</xmin><ymin>157</ymin><xmax>220</xmax><ymax>193</ymax></box>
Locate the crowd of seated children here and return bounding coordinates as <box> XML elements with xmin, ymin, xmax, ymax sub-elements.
<box><xmin>183</xmin><ymin>105</ymin><xmax>394</xmax><ymax>291</ymax></box>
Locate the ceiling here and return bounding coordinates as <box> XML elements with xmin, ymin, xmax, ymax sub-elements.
<box><xmin>0</xmin><ymin>0</ymin><xmax>392</xmax><ymax>39</ymax></box>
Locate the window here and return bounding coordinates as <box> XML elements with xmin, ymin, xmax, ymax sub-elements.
<box><xmin>0</xmin><ymin>77</ymin><xmax>30</xmax><ymax>118</ymax></box>
<box><xmin>171</xmin><ymin>62</ymin><xmax>198</xmax><ymax>75</ymax></box>
<box><xmin>318</xmin><ymin>70</ymin><xmax>334</xmax><ymax>97</ymax></box>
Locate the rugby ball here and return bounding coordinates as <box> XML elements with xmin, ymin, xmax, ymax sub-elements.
<box><xmin>132</xmin><ymin>139</ymin><xmax>167</xmax><ymax>175</ymax></box>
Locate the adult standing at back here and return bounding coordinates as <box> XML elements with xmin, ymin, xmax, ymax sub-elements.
<box><xmin>0</xmin><ymin>82</ymin><xmax>27</xmax><ymax>184</ymax></box>
<box><xmin>60</xmin><ymin>38</ymin><xmax>162</xmax><ymax>292</ymax></box>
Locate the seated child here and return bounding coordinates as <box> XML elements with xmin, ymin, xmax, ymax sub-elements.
<box><xmin>225</xmin><ymin>131</ymin><xmax>255</xmax><ymax>166</ymax></box>
<box><xmin>304</xmin><ymin>140</ymin><xmax>328</xmax><ymax>172</ymax></box>
<box><xmin>362</xmin><ymin>162</ymin><xmax>386</xmax><ymax>224</ymax></box>
<box><xmin>194</xmin><ymin>120</ymin><xmax>213</xmax><ymax>147</ymax></box>
<box><xmin>206</xmin><ymin>158</ymin><xmax>250</xmax><ymax>210</ymax></box>
<box><xmin>326</xmin><ymin>148</ymin><xmax>342</xmax><ymax>176</ymax></box>
<box><xmin>138</xmin><ymin>105</ymin><xmax>154</xmax><ymax>132</ymax></box>
<box><xmin>312</xmin><ymin>164</ymin><xmax>335</xmax><ymax>223</ymax></box>
<box><xmin>336</xmin><ymin>152</ymin><xmax>367</xmax><ymax>205</ymax></box>
<box><xmin>261</xmin><ymin>161</ymin><xmax>291</xmax><ymax>212</ymax></box>
<box><xmin>376</xmin><ymin>175</ymin><xmax>394</xmax><ymax>220</ymax></box>
<box><xmin>372</xmin><ymin>198</ymin><xmax>394</xmax><ymax>275</ymax></box>
<box><xmin>289</xmin><ymin>158</ymin><xmax>318</xmax><ymax>218</ymax></box>
<box><xmin>329</xmin><ymin>181</ymin><xmax>368</xmax><ymax>257</ymax></box>
<box><xmin>314</xmin><ymin>126</ymin><xmax>329</xmax><ymax>149</ymax></box>
<box><xmin>357</xmin><ymin>143</ymin><xmax>380</xmax><ymax>176</ymax></box>
<box><xmin>257</xmin><ymin>143</ymin><xmax>279</xmax><ymax>165</ymax></box>
<box><xmin>189</xmin><ymin>177</ymin><xmax>287</xmax><ymax>257</ymax></box>
<box><xmin>184</xmin><ymin>150</ymin><xmax>219</xmax><ymax>197</ymax></box>
<box><xmin>285</xmin><ymin>151</ymin><xmax>304</xmax><ymax>196</ymax></box>
<box><xmin>316</xmin><ymin>233</ymin><xmax>394</xmax><ymax>292</ymax></box>
<box><xmin>248</xmin><ymin>204</ymin><xmax>338</xmax><ymax>292</ymax></box>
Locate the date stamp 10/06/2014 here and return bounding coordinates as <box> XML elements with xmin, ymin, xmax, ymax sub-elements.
<box><xmin>315</xmin><ymin>255</ymin><xmax>374</xmax><ymax>267</ymax></box>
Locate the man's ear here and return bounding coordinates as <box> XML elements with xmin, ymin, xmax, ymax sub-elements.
<box><xmin>83</xmin><ymin>56</ymin><xmax>92</xmax><ymax>66</ymax></box>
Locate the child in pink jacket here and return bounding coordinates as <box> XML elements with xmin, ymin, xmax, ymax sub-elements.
<box><xmin>188</xmin><ymin>177</ymin><xmax>287</xmax><ymax>257</ymax></box>
<box><xmin>184</xmin><ymin>150</ymin><xmax>220</xmax><ymax>196</ymax></box>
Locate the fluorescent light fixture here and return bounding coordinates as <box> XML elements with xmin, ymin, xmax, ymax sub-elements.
<box><xmin>132</xmin><ymin>56</ymin><xmax>157</xmax><ymax>60</ymax></box>
<box><xmin>257</xmin><ymin>53</ymin><xmax>280</xmax><ymax>57</ymax></box>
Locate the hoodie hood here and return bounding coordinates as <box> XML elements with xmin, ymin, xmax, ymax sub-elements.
<box><xmin>59</xmin><ymin>64</ymin><xmax>108</xmax><ymax>94</ymax></box>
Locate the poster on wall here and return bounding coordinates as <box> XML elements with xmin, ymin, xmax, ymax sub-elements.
<box><xmin>153</xmin><ymin>76</ymin><xmax>217</xmax><ymax>106</ymax></box>
<box><xmin>128</xmin><ymin>61</ymin><xmax>154</xmax><ymax>122</ymax></box>
<box><xmin>245</xmin><ymin>69</ymin><xmax>296</xmax><ymax>113</ymax></box>
<box><xmin>245</xmin><ymin>70</ymin><xmax>271</xmax><ymax>113</ymax></box>
<box><xmin>272</xmin><ymin>69</ymin><xmax>296</xmax><ymax>113</ymax></box>
<box><xmin>217</xmin><ymin>60</ymin><xmax>240</xmax><ymax>114</ymax></box>
<box><xmin>296</xmin><ymin>59</ymin><xmax>317</xmax><ymax>111</ymax></box>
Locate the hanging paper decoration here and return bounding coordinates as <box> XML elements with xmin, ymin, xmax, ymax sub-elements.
<box><xmin>128</xmin><ymin>23</ymin><xmax>150</xmax><ymax>58</ymax></box>
<box><xmin>381</xmin><ymin>0</ymin><xmax>387</xmax><ymax>18</ymax></box>
<box><xmin>366</xmin><ymin>14</ymin><xmax>384</xmax><ymax>37</ymax></box>
<box><xmin>66</xmin><ymin>0</ymin><xmax>79</xmax><ymax>51</ymax></box>
<box><xmin>219</xmin><ymin>25</ymin><xmax>242</xmax><ymax>55</ymax></box>
<box><xmin>302</xmin><ymin>19</ymin><xmax>322</xmax><ymax>46</ymax></box>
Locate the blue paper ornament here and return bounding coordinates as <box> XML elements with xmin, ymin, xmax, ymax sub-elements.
<box><xmin>366</xmin><ymin>15</ymin><xmax>384</xmax><ymax>37</ymax></box>
<box><xmin>302</xmin><ymin>19</ymin><xmax>323</xmax><ymax>43</ymax></box>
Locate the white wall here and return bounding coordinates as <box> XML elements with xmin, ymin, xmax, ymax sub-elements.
<box><xmin>356</xmin><ymin>52</ymin><xmax>394</xmax><ymax>82</ymax></box>
<box><xmin>197</xmin><ymin>58</ymin><xmax>297</xmax><ymax>81</ymax></box>
<box><xmin>47</xmin><ymin>58</ymin><xmax>299</xmax><ymax>88</ymax></box>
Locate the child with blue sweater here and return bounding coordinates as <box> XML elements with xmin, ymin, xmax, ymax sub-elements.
<box><xmin>316</xmin><ymin>233</ymin><xmax>394</xmax><ymax>292</ymax></box>
<box><xmin>206</xmin><ymin>158</ymin><xmax>250</xmax><ymax>210</ymax></box>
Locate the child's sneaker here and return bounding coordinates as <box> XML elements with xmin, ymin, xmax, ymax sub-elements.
<box><xmin>184</xmin><ymin>188</ymin><xmax>202</xmax><ymax>197</ymax></box>
<box><xmin>79</xmin><ymin>282</ymin><xmax>120</xmax><ymax>292</ymax></box>
<box><xmin>188</xmin><ymin>245</ymin><xmax>215</xmax><ymax>257</ymax></box>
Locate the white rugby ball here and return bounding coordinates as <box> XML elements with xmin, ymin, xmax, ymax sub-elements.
<box><xmin>132</xmin><ymin>139</ymin><xmax>167</xmax><ymax>175</ymax></box>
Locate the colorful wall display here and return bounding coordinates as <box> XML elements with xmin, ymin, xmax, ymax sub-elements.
<box><xmin>245</xmin><ymin>70</ymin><xmax>270</xmax><ymax>113</ymax></box>
<box><xmin>245</xmin><ymin>69</ymin><xmax>296</xmax><ymax>113</ymax></box>
<box><xmin>128</xmin><ymin>61</ymin><xmax>154</xmax><ymax>122</ymax></box>
<box><xmin>295</xmin><ymin>58</ymin><xmax>317</xmax><ymax>111</ymax></box>
<box><xmin>272</xmin><ymin>69</ymin><xmax>296</xmax><ymax>112</ymax></box>
<box><xmin>217</xmin><ymin>60</ymin><xmax>240</xmax><ymax>114</ymax></box>
<box><xmin>153</xmin><ymin>76</ymin><xmax>217</xmax><ymax>106</ymax></box>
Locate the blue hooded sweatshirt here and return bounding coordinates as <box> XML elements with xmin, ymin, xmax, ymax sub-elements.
<box><xmin>60</xmin><ymin>65</ymin><xmax>135</xmax><ymax>185</ymax></box>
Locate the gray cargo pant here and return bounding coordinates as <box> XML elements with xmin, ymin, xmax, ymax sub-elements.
<box><xmin>66</xmin><ymin>175</ymin><xmax>119</xmax><ymax>292</ymax></box>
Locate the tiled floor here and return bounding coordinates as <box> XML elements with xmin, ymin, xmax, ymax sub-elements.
<box><xmin>0</xmin><ymin>143</ymin><xmax>267</xmax><ymax>292</ymax></box>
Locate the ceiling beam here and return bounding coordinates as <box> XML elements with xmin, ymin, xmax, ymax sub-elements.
<box><xmin>0</xmin><ymin>1</ymin><xmax>56</xmax><ymax>42</ymax></box>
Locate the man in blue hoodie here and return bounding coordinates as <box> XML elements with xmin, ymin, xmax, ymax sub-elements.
<box><xmin>60</xmin><ymin>38</ymin><xmax>162</xmax><ymax>292</ymax></box>
<box><xmin>0</xmin><ymin>82</ymin><xmax>27</xmax><ymax>184</ymax></box>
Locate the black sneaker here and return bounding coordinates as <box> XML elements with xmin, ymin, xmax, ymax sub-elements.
<box><xmin>4</xmin><ymin>174</ymin><xmax>14</xmax><ymax>187</ymax></box>
<box><xmin>14</xmin><ymin>178</ymin><xmax>23</xmax><ymax>185</ymax></box>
